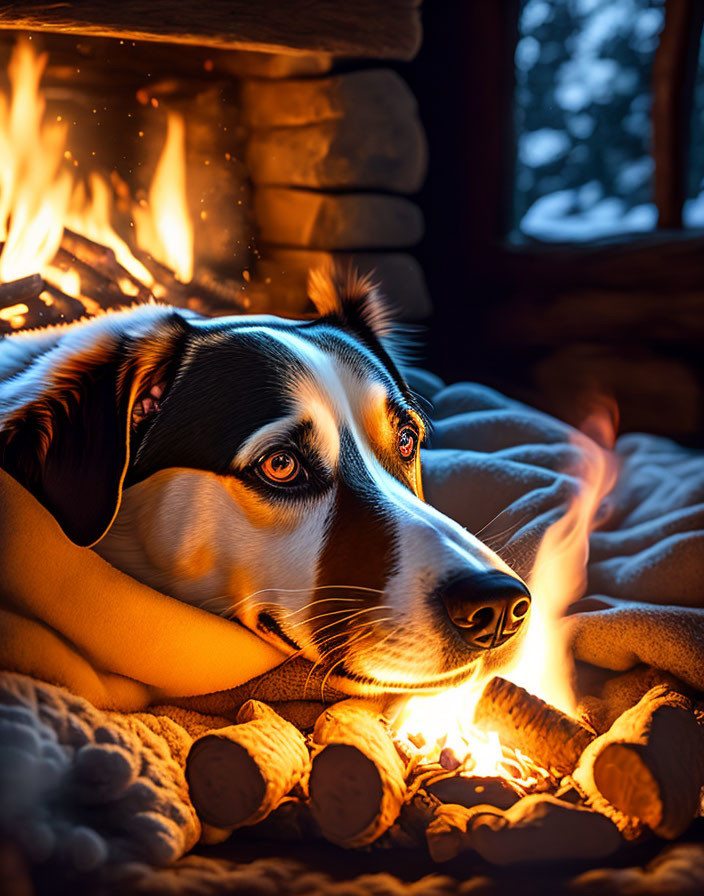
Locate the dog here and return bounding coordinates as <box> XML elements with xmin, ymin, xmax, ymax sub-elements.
<box><xmin>0</xmin><ymin>269</ymin><xmax>530</xmax><ymax>695</ymax></box>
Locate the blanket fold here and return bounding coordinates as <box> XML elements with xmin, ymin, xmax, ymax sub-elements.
<box><xmin>0</xmin><ymin>468</ymin><xmax>289</xmax><ymax>710</ymax></box>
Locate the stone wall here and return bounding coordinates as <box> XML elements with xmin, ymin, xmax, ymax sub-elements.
<box><xmin>238</xmin><ymin>58</ymin><xmax>431</xmax><ymax>320</ymax></box>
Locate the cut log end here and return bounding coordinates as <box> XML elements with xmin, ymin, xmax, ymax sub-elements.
<box><xmin>309</xmin><ymin>700</ymin><xmax>407</xmax><ymax>847</ymax></box>
<box><xmin>186</xmin><ymin>736</ymin><xmax>265</xmax><ymax>829</ymax></box>
<box><xmin>186</xmin><ymin>700</ymin><xmax>310</xmax><ymax>832</ymax></box>
<box><xmin>309</xmin><ymin>744</ymin><xmax>384</xmax><ymax>845</ymax></box>
<box><xmin>592</xmin><ymin>742</ymin><xmax>662</xmax><ymax>831</ymax></box>
<box><xmin>574</xmin><ymin>686</ymin><xmax>704</xmax><ymax>840</ymax></box>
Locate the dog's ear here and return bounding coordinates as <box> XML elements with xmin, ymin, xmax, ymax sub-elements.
<box><xmin>0</xmin><ymin>313</ymin><xmax>189</xmax><ymax>547</ymax></box>
<box><xmin>307</xmin><ymin>265</ymin><xmax>417</xmax><ymax>369</ymax></box>
<box><xmin>307</xmin><ymin>265</ymin><xmax>395</xmax><ymax>339</ymax></box>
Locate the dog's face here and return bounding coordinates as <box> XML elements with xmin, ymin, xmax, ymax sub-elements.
<box><xmin>0</xmin><ymin>270</ymin><xmax>530</xmax><ymax>694</ymax></box>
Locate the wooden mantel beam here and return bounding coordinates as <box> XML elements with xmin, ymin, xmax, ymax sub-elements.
<box><xmin>0</xmin><ymin>1</ymin><xmax>422</xmax><ymax>60</ymax></box>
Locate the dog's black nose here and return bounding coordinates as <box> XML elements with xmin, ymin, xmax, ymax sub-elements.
<box><xmin>440</xmin><ymin>571</ymin><xmax>531</xmax><ymax>649</ymax></box>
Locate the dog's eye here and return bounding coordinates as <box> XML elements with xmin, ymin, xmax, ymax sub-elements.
<box><xmin>257</xmin><ymin>450</ymin><xmax>306</xmax><ymax>486</ymax></box>
<box><xmin>398</xmin><ymin>426</ymin><xmax>418</xmax><ymax>460</ymax></box>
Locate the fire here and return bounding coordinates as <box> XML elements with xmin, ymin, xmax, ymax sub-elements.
<box><xmin>133</xmin><ymin>112</ymin><xmax>194</xmax><ymax>283</ymax></box>
<box><xmin>0</xmin><ymin>38</ymin><xmax>194</xmax><ymax>324</ymax></box>
<box><xmin>394</xmin><ymin>409</ymin><xmax>619</xmax><ymax>782</ymax></box>
<box><xmin>0</xmin><ymin>41</ymin><xmax>71</xmax><ymax>283</ymax></box>
<box><xmin>507</xmin><ymin>409</ymin><xmax>619</xmax><ymax>713</ymax></box>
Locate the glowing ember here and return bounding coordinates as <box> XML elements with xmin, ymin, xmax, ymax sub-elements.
<box><xmin>0</xmin><ymin>302</ymin><xmax>28</xmax><ymax>326</ymax></box>
<box><xmin>0</xmin><ymin>39</ymin><xmax>195</xmax><ymax>325</ymax></box>
<box><xmin>393</xmin><ymin>410</ymin><xmax>618</xmax><ymax>783</ymax></box>
<box><xmin>393</xmin><ymin>684</ymin><xmax>549</xmax><ymax>789</ymax></box>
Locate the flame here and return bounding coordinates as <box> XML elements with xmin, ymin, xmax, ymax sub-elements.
<box><xmin>506</xmin><ymin>409</ymin><xmax>619</xmax><ymax>713</ymax></box>
<box><xmin>395</xmin><ymin>686</ymin><xmax>504</xmax><ymax>777</ymax></box>
<box><xmin>0</xmin><ymin>41</ymin><xmax>71</xmax><ymax>282</ymax></box>
<box><xmin>0</xmin><ymin>39</ymin><xmax>194</xmax><ymax>327</ymax></box>
<box><xmin>133</xmin><ymin>112</ymin><xmax>193</xmax><ymax>283</ymax></box>
<box><xmin>394</xmin><ymin>685</ymin><xmax>549</xmax><ymax>787</ymax></box>
<box><xmin>66</xmin><ymin>173</ymin><xmax>154</xmax><ymax>287</ymax></box>
<box><xmin>393</xmin><ymin>409</ymin><xmax>619</xmax><ymax>781</ymax></box>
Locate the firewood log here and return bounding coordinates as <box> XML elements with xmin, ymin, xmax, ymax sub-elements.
<box><xmin>185</xmin><ymin>699</ymin><xmax>309</xmax><ymax>830</ymax></box>
<box><xmin>473</xmin><ymin>676</ymin><xmax>595</xmax><ymax>776</ymax></box>
<box><xmin>308</xmin><ymin>699</ymin><xmax>407</xmax><ymax>848</ymax></box>
<box><xmin>573</xmin><ymin>685</ymin><xmax>704</xmax><ymax>839</ymax></box>
<box><xmin>426</xmin><ymin>794</ymin><xmax>622</xmax><ymax>864</ymax></box>
<box><xmin>60</xmin><ymin>230</ymin><xmax>153</xmax><ymax>303</ymax></box>
<box><xmin>40</xmin><ymin>283</ymin><xmax>89</xmax><ymax>323</ymax></box>
<box><xmin>0</xmin><ymin>274</ymin><xmax>60</xmax><ymax>331</ymax></box>
<box><xmin>0</xmin><ymin>273</ymin><xmax>43</xmax><ymax>306</ymax></box>
<box><xmin>53</xmin><ymin>247</ymin><xmax>150</xmax><ymax>310</ymax></box>
<box><xmin>576</xmin><ymin>663</ymin><xmax>687</xmax><ymax>734</ymax></box>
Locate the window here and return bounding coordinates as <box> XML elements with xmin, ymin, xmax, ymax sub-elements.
<box><xmin>514</xmin><ymin>0</ymin><xmax>665</xmax><ymax>240</ymax></box>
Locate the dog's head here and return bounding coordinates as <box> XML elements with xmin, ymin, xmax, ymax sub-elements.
<box><xmin>0</xmin><ymin>270</ymin><xmax>530</xmax><ymax>694</ymax></box>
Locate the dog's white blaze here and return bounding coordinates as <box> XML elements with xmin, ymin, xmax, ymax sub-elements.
<box><xmin>245</xmin><ymin>328</ymin><xmax>522</xmax><ymax>685</ymax></box>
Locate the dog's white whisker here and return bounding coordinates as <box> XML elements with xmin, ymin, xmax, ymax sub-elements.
<box><xmin>288</xmin><ymin>604</ymin><xmax>390</xmax><ymax>630</ymax></box>
<box><xmin>474</xmin><ymin>506</ymin><xmax>524</xmax><ymax>538</ymax></box>
<box><xmin>301</xmin><ymin>605</ymin><xmax>390</xmax><ymax>636</ymax></box>
<box><xmin>287</xmin><ymin>608</ymin><xmax>359</xmax><ymax>628</ymax></box>
<box><xmin>474</xmin><ymin>510</ymin><xmax>534</xmax><ymax>551</ymax></box>
<box><xmin>217</xmin><ymin>584</ymin><xmax>386</xmax><ymax>622</ymax></box>
<box><xmin>320</xmin><ymin>658</ymin><xmax>346</xmax><ymax>699</ymax></box>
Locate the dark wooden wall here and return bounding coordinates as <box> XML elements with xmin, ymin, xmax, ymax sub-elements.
<box><xmin>402</xmin><ymin>0</ymin><xmax>703</xmax><ymax>446</ymax></box>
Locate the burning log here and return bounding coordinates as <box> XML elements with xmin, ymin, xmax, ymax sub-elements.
<box><xmin>308</xmin><ymin>699</ymin><xmax>407</xmax><ymax>848</ymax></box>
<box><xmin>0</xmin><ymin>273</ymin><xmax>43</xmax><ymax>305</ymax></box>
<box><xmin>129</xmin><ymin>249</ymin><xmax>192</xmax><ymax>310</ymax></box>
<box><xmin>40</xmin><ymin>283</ymin><xmax>90</xmax><ymax>323</ymax></box>
<box><xmin>136</xmin><ymin>250</ymin><xmax>252</xmax><ymax>314</ymax></box>
<box><xmin>426</xmin><ymin>794</ymin><xmax>622</xmax><ymax>864</ymax></box>
<box><xmin>190</xmin><ymin>266</ymin><xmax>252</xmax><ymax>313</ymax></box>
<box><xmin>473</xmin><ymin>676</ymin><xmax>595</xmax><ymax>776</ymax></box>
<box><xmin>185</xmin><ymin>699</ymin><xmax>309</xmax><ymax>830</ymax></box>
<box><xmin>574</xmin><ymin>685</ymin><xmax>704</xmax><ymax>839</ymax></box>
<box><xmin>0</xmin><ymin>274</ymin><xmax>57</xmax><ymax>331</ymax></box>
<box><xmin>53</xmin><ymin>248</ymin><xmax>148</xmax><ymax>311</ymax></box>
<box><xmin>60</xmin><ymin>230</ymin><xmax>154</xmax><ymax>303</ymax></box>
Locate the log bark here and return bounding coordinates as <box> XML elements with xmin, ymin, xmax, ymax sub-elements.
<box><xmin>473</xmin><ymin>677</ymin><xmax>595</xmax><ymax>777</ymax></box>
<box><xmin>309</xmin><ymin>699</ymin><xmax>407</xmax><ymax>848</ymax></box>
<box><xmin>0</xmin><ymin>274</ymin><xmax>44</xmax><ymax>307</ymax></box>
<box><xmin>185</xmin><ymin>699</ymin><xmax>309</xmax><ymax>830</ymax></box>
<box><xmin>60</xmin><ymin>231</ymin><xmax>154</xmax><ymax>303</ymax></box>
<box><xmin>574</xmin><ymin>685</ymin><xmax>704</xmax><ymax>839</ymax></box>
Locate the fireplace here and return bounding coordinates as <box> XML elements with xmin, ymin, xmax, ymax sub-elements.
<box><xmin>0</xmin><ymin>2</ymin><xmax>430</xmax><ymax>333</ymax></box>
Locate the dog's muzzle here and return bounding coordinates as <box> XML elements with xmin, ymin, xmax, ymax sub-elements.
<box><xmin>439</xmin><ymin>571</ymin><xmax>531</xmax><ymax>650</ymax></box>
